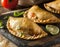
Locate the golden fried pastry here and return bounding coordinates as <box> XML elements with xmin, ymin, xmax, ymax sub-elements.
<box><xmin>24</xmin><ymin>5</ymin><xmax>60</xmax><ymax>24</ymax></box>
<box><xmin>44</xmin><ymin>0</ymin><xmax>60</xmax><ymax>14</ymax></box>
<box><xmin>7</xmin><ymin>17</ymin><xmax>47</xmax><ymax>40</ymax></box>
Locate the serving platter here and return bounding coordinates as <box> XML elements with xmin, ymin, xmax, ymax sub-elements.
<box><xmin>0</xmin><ymin>4</ymin><xmax>60</xmax><ymax>47</ymax></box>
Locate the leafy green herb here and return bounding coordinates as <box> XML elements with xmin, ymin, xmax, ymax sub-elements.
<box><xmin>0</xmin><ymin>20</ymin><xmax>4</xmax><ymax>28</ymax></box>
<box><xmin>19</xmin><ymin>32</ymin><xmax>24</xmax><ymax>37</ymax></box>
<box><xmin>14</xmin><ymin>11</ymin><xmax>24</xmax><ymax>17</ymax></box>
<box><xmin>0</xmin><ymin>26</ymin><xmax>4</xmax><ymax>28</ymax></box>
<box><xmin>4</xmin><ymin>16</ymin><xmax>9</xmax><ymax>20</ymax></box>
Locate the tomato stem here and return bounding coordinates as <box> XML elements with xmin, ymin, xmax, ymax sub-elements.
<box><xmin>9</xmin><ymin>0</ymin><xmax>12</xmax><ymax>2</ymax></box>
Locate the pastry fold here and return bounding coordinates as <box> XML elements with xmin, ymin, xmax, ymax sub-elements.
<box><xmin>24</xmin><ymin>5</ymin><xmax>60</xmax><ymax>24</ymax></box>
<box><xmin>44</xmin><ymin>0</ymin><xmax>60</xmax><ymax>14</ymax></box>
<box><xmin>7</xmin><ymin>17</ymin><xmax>47</xmax><ymax>40</ymax></box>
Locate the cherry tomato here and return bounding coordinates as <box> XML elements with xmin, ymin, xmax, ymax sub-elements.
<box><xmin>1</xmin><ymin>0</ymin><xmax>18</xmax><ymax>9</ymax></box>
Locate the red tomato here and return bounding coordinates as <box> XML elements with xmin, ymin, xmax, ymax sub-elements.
<box><xmin>1</xmin><ymin>0</ymin><xmax>18</xmax><ymax>9</ymax></box>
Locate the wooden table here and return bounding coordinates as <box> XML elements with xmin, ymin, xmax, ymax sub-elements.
<box><xmin>0</xmin><ymin>1</ymin><xmax>60</xmax><ymax>47</ymax></box>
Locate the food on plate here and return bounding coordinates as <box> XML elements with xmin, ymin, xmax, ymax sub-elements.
<box><xmin>14</xmin><ymin>11</ymin><xmax>24</xmax><ymax>17</ymax></box>
<box><xmin>1</xmin><ymin>0</ymin><xmax>18</xmax><ymax>9</ymax></box>
<box><xmin>46</xmin><ymin>25</ymin><xmax>59</xmax><ymax>35</ymax></box>
<box><xmin>24</xmin><ymin>5</ymin><xmax>60</xmax><ymax>24</ymax></box>
<box><xmin>7</xmin><ymin>17</ymin><xmax>47</xmax><ymax>40</ymax></box>
<box><xmin>44</xmin><ymin>0</ymin><xmax>60</xmax><ymax>14</ymax></box>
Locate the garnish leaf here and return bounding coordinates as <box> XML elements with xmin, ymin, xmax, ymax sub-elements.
<box><xmin>0</xmin><ymin>20</ymin><xmax>4</xmax><ymax>28</ymax></box>
<box><xmin>14</xmin><ymin>11</ymin><xmax>24</xmax><ymax>17</ymax></box>
<box><xmin>4</xmin><ymin>16</ymin><xmax>9</xmax><ymax>20</ymax></box>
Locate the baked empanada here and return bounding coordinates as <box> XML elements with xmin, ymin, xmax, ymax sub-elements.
<box><xmin>44</xmin><ymin>0</ymin><xmax>60</xmax><ymax>14</ymax></box>
<box><xmin>24</xmin><ymin>5</ymin><xmax>60</xmax><ymax>24</ymax></box>
<box><xmin>7</xmin><ymin>17</ymin><xmax>47</xmax><ymax>40</ymax></box>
